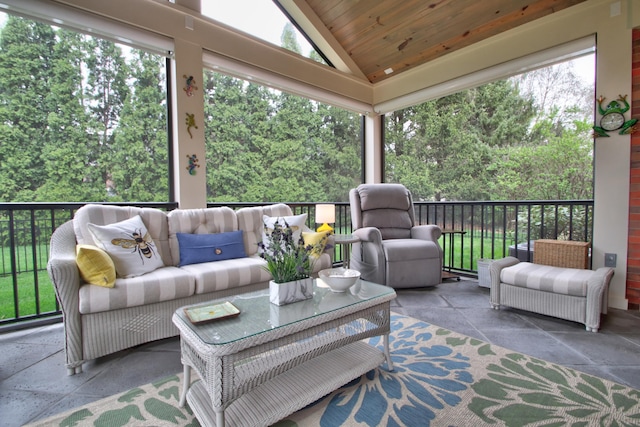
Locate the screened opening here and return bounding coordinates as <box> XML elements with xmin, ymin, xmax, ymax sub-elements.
<box><xmin>202</xmin><ymin>70</ymin><xmax>362</xmax><ymax>203</ymax></box>
<box><xmin>0</xmin><ymin>12</ymin><xmax>171</xmax><ymax>203</ymax></box>
<box><xmin>384</xmin><ymin>53</ymin><xmax>596</xmax><ymax>203</ymax></box>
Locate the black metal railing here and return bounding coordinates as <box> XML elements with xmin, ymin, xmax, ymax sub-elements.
<box><xmin>0</xmin><ymin>199</ymin><xmax>593</xmax><ymax>328</ymax></box>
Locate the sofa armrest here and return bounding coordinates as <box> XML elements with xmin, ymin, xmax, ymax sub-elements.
<box><xmin>585</xmin><ymin>267</ymin><xmax>614</xmax><ymax>329</ymax></box>
<box><xmin>489</xmin><ymin>256</ymin><xmax>520</xmax><ymax>307</ymax></box>
<box><xmin>47</xmin><ymin>220</ymin><xmax>84</xmax><ymax>374</ymax></box>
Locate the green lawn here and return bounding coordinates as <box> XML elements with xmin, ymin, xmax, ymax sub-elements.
<box><xmin>0</xmin><ymin>270</ymin><xmax>57</xmax><ymax>320</ymax></box>
<box><xmin>439</xmin><ymin>231</ymin><xmax>513</xmax><ymax>271</ymax></box>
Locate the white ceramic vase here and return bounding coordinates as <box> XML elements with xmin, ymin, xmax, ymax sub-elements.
<box><xmin>269</xmin><ymin>277</ymin><xmax>313</xmax><ymax>306</ymax></box>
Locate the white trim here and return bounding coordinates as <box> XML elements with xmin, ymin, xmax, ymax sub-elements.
<box><xmin>374</xmin><ymin>36</ymin><xmax>596</xmax><ymax>114</ymax></box>
<box><xmin>0</xmin><ymin>0</ymin><xmax>174</xmax><ymax>56</ymax></box>
<box><xmin>203</xmin><ymin>50</ymin><xmax>373</xmax><ymax>115</ymax></box>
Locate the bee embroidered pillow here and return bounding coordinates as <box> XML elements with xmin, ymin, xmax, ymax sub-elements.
<box><xmin>87</xmin><ymin>215</ymin><xmax>165</xmax><ymax>278</ymax></box>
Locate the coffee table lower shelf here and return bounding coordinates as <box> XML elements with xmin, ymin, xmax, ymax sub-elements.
<box><xmin>186</xmin><ymin>341</ymin><xmax>385</xmax><ymax>427</ymax></box>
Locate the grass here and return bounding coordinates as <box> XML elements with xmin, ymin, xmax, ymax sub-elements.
<box><xmin>0</xmin><ymin>270</ymin><xmax>57</xmax><ymax>320</ymax></box>
<box><xmin>439</xmin><ymin>231</ymin><xmax>514</xmax><ymax>271</ymax></box>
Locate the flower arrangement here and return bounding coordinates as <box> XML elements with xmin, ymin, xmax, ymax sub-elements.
<box><xmin>259</xmin><ymin>219</ymin><xmax>315</xmax><ymax>283</ymax></box>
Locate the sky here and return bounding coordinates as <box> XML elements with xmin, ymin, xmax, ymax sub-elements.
<box><xmin>201</xmin><ymin>1</ymin><xmax>315</xmax><ymax>56</ymax></box>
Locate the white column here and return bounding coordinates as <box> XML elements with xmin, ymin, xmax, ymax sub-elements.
<box><xmin>364</xmin><ymin>114</ymin><xmax>383</xmax><ymax>183</ymax></box>
<box><xmin>172</xmin><ymin>38</ymin><xmax>207</xmax><ymax>208</ymax></box>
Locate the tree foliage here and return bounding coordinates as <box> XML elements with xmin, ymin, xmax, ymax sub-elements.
<box><xmin>0</xmin><ymin>14</ymin><xmax>594</xmax><ymax>205</ymax></box>
<box><xmin>385</xmin><ymin>68</ymin><xmax>594</xmax><ymax>202</ymax></box>
<box><xmin>0</xmin><ymin>16</ymin><xmax>167</xmax><ymax>202</ymax></box>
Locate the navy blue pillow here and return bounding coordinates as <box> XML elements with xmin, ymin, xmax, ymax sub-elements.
<box><xmin>177</xmin><ymin>231</ymin><xmax>246</xmax><ymax>266</ymax></box>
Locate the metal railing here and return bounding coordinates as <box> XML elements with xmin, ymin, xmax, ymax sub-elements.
<box><xmin>0</xmin><ymin>199</ymin><xmax>593</xmax><ymax>328</ymax></box>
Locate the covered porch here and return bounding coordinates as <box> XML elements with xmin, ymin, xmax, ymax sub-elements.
<box><xmin>1</xmin><ymin>0</ymin><xmax>640</xmax><ymax>424</ymax></box>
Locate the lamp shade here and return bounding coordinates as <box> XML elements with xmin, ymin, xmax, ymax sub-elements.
<box><xmin>315</xmin><ymin>204</ymin><xmax>335</xmax><ymax>224</ymax></box>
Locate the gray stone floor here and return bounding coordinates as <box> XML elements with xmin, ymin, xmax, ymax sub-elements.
<box><xmin>3</xmin><ymin>278</ymin><xmax>640</xmax><ymax>427</ymax></box>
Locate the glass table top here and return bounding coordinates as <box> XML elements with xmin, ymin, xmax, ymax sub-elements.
<box><xmin>174</xmin><ymin>279</ymin><xmax>395</xmax><ymax>346</ymax></box>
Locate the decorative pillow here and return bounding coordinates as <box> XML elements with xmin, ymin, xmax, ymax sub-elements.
<box><xmin>261</xmin><ymin>213</ymin><xmax>307</xmax><ymax>253</ymax></box>
<box><xmin>302</xmin><ymin>231</ymin><xmax>330</xmax><ymax>257</ymax></box>
<box><xmin>75</xmin><ymin>244</ymin><xmax>116</xmax><ymax>288</ymax></box>
<box><xmin>176</xmin><ymin>230</ymin><xmax>246</xmax><ymax>266</ymax></box>
<box><xmin>87</xmin><ymin>215</ymin><xmax>164</xmax><ymax>278</ymax></box>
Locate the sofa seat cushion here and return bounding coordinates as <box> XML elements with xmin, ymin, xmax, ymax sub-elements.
<box><xmin>500</xmin><ymin>262</ymin><xmax>594</xmax><ymax>297</ymax></box>
<box><xmin>382</xmin><ymin>239</ymin><xmax>440</xmax><ymax>262</ymax></box>
<box><xmin>78</xmin><ymin>266</ymin><xmax>195</xmax><ymax>314</ymax></box>
<box><xmin>181</xmin><ymin>255</ymin><xmax>272</xmax><ymax>294</ymax></box>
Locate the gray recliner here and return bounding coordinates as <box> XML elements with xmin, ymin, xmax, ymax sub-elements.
<box><xmin>349</xmin><ymin>183</ymin><xmax>443</xmax><ymax>288</ymax></box>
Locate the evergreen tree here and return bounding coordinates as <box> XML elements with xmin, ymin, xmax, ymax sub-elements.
<box><xmin>37</xmin><ymin>29</ymin><xmax>98</xmax><ymax>201</ymax></box>
<box><xmin>204</xmin><ymin>72</ymin><xmax>274</xmax><ymax>202</ymax></box>
<box><xmin>0</xmin><ymin>17</ymin><xmax>55</xmax><ymax>201</ymax></box>
<box><xmin>386</xmin><ymin>81</ymin><xmax>539</xmax><ymax>201</ymax></box>
<box><xmin>108</xmin><ymin>51</ymin><xmax>168</xmax><ymax>201</ymax></box>
<box><xmin>85</xmin><ymin>38</ymin><xmax>130</xmax><ymax>198</ymax></box>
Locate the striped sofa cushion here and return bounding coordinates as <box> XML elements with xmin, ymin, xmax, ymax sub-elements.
<box><xmin>180</xmin><ymin>255</ymin><xmax>272</xmax><ymax>294</ymax></box>
<box><xmin>79</xmin><ymin>266</ymin><xmax>194</xmax><ymax>314</ymax></box>
<box><xmin>73</xmin><ymin>204</ymin><xmax>173</xmax><ymax>267</ymax></box>
<box><xmin>500</xmin><ymin>262</ymin><xmax>594</xmax><ymax>297</ymax></box>
<box><xmin>167</xmin><ymin>207</ymin><xmax>238</xmax><ymax>266</ymax></box>
<box><xmin>236</xmin><ymin>204</ymin><xmax>293</xmax><ymax>256</ymax></box>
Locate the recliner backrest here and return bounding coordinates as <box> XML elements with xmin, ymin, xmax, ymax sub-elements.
<box><xmin>351</xmin><ymin>183</ymin><xmax>415</xmax><ymax>239</ymax></box>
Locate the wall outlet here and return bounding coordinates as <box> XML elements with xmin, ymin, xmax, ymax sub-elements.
<box><xmin>604</xmin><ymin>253</ymin><xmax>617</xmax><ymax>268</ymax></box>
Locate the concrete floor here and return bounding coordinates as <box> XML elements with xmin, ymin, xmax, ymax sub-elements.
<box><xmin>3</xmin><ymin>278</ymin><xmax>640</xmax><ymax>427</ymax></box>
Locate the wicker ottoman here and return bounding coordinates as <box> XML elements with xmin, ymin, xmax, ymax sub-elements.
<box><xmin>489</xmin><ymin>257</ymin><xmax>614</xmax><ymax>332</ymax></box>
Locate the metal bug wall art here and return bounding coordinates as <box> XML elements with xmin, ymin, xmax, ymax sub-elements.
<box><xmin>186</xmin><ymin>154</ymin><xmax>200</xmax><ymax>175</ymax></box>
<box><xmin>185</xmin><ymin>113</ymin><xmax>198</xmax><ymax>138</ymax></box>
<box><xmin>183</xmin><ymin>75</ymin><xmax>198</xmax><ymax>97</ymax></box>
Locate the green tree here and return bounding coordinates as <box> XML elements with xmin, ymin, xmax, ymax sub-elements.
<box><xmin>85</xmin><ymin>38</ymin><xmax>130</xmax><ymax>199</ymax></box>
<box><xmin>386</xmin><ymin>81</ymin><xmax>537</xmax><ymax>201</ymax></box>
<box><xmin>36</xmin><ymin>29</ymin><xmax>98</xmax><ymax>201</ymax></box>
<box><xmin>0</xmin><ymin>17</ymin><xmax>55</xmax><ymax>201</ymax></box>
<box><xmin>108</xmin><ymin>52</ymin><xmax>168</xmax><ymax>201</ymax></box>
<box><xmin>204</xmin><ymin>72</ymin><xmax>275</xmax><ymax>202</ymax></box>
<box><xmin>490</xmin><ymin>117</ymin><xmax>593</xmax><ymax>201</ymax></box>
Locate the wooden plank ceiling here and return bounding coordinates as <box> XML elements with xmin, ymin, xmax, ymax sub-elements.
<box><xmin>296</xmin><ymin>0</ymin><xmax>587</xmax><ymax>83</ymax></box>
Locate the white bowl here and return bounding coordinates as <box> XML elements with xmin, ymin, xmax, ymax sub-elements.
<box><xmin>319</xmin><ymin>268</ymin><xmax>361</xmax><ymax>292</ymax></box>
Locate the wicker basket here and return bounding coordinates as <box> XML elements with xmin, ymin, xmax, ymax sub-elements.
<box><xmin>533</xmin><ymin>239</ymin><xmax>590</xmax><ymax>269</ymax></box>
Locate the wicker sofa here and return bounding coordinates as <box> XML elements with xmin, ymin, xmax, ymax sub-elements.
<box><xmin>489</xmin><ymin>255</ymin><xmax>614</xmax><ymax>332</ymax></box>
<box><xmin>47</xmin><ymin>203</ymin><xmax>333</xmax><ymax>375</ymax></box>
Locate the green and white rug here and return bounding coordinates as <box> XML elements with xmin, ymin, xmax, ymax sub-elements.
<box><xmin>27</xmin><ymin>315</ymin><xmax>640</xmax><ymax>426</ymax></box>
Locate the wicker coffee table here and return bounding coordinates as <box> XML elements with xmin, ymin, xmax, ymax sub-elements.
<box><xmin>172</xmin><ymin>279</ymin><xmax>396</xmax><ymax>427</ymax></box>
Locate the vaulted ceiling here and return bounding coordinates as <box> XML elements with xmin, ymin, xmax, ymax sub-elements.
<box><xmin>278</xmin><ymin>0</ymin><xmax>587</xmax><ymax>84</ymax></box>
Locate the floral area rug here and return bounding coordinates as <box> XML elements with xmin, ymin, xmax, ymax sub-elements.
<box><xmin>26</xmin><ymin>314</ymin><xmax>640</xmax><ymax>427</ymax></box>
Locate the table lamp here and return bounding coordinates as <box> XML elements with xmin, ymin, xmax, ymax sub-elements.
<box><xmin>315</xmin><ymin>204</ymin><xmax>335</xmax><ymax>234</ymax></box>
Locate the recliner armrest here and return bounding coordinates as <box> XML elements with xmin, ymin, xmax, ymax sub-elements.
<box><xmin>353</xmin><ymin>227</ymin><xmax>382</xmax><ymax>245</ymax></box>
<box><xmin>411</xmin><ymin>224</ymin><xmax>442</xmax><ymax>241</ymax></box>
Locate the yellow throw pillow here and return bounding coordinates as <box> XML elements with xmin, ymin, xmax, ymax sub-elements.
<box><xmin>76</xmin><ymin>244</ymin><xmax>116</xmax><ymax>288</ymax></box>
<box><xmin>302</xmin><ymin>231</ymin><xmax>330</xmax><ymax>257</ymax></box>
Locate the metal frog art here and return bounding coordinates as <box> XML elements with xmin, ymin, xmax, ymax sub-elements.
<box><xmin>593</xmin><ymin>94</ymin><xmax>638</xmax><ymax>137</ymax></box>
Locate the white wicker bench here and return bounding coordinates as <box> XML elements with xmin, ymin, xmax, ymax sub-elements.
<box><xmin>489</xmin><ymin>257</ymin><xmax>614</xmax><ymax>332</ymax></box>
